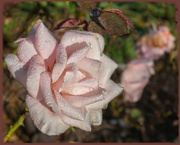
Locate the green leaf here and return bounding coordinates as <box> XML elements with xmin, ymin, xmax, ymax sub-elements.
<box><xmin>39</xmin><ymin>2</ymin><xmax>47</xmax><ymax>7</ymax></box>
<box><xmin>130</xmin><ymin>108</ymin><xmax>142</xmax><ymax>119</ymax></box>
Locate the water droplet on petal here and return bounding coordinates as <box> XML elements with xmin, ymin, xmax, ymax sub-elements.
<box><xmin>71</xmin><ymin>37</ymin><xmax>76</xmax><ymax>42</ymax></box>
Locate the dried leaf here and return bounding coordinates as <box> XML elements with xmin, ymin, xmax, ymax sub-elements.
<box><xmin>87</xmin><ymin>21</ymin><xmax>105</xmax><ymax>37</ymax></box>
<box><xmin>53</xmin><ymin>18</ymin><xmax>87</xmax><ymax>31</ymax></box>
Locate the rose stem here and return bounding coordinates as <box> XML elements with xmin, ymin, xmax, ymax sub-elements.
<box><xmin>4</xmin><ymin>107</ymin><xmax>29</xmax><ymax>142</ymax></box>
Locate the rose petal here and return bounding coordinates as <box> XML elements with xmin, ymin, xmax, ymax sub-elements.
<box><xmin>77</xmin><ymin>77</ymin><xmax>99</xmax><ymax>88</ymax></box>
<box><xmin>54</xmin><ymin>91</ymin><xmax>86</xmax><ymax>121</ymax></box>
<box><xmin>62</xmin><ymin>87</ymin><xmax>105</xmax><ymax>108</ymax></box>
<box><xmin>67</xmin><ymin>77</ymin><xmax>98</xmax><ymax>89</ymax></box>
<box><xmin>86</xmin><ymin>80</ymin><xmax>123</xmax><ymax>110</ymax></box>
<box><xmin>123</xmin><ymin>78</ymin><xmax>149</xmax><ymax>94</ymax></box>
<box><xmin>52</xmin><ymin>63</ymin><xmax>79</xmax><ymax>93</ymax></box>
<box><xmin>16</xmin><ymin>37</ymin><xmax>37</xmax><ymax>64</ymax></box>
<box><xmin>63</xmin><ymin>86</ymin><xmax>93</xmax><ymax>95</ymax></box>
<box><xmin>34</xmin><ymin>21</ymin><xmax>58</xmax><ymax>70</ymax></box>
<box><xmin>123</xmin><ymin>80</ymin><xmax>148</xmax><ymax>102</ymax></box>
<box><xmin>28</xmin><ymin>19</ymin><xmax>60</xmax><ymax>43</ymax></box>
<box><xmin>61</xmin><ymin>30</ymin><xmax>104</xmax><ymax>60</ymax></box>
<box><xmin>40</xmin><ymin>71</ymin><xmax>62</xmax><ymax>115</ymax></box>
<box><xmin>78</xmin><ymin>57</ymin><xmax>101</xmax><ymax>78</ymax></box>
<box><xmin>28</xmin><ymin>19</ymin><xmax>42</xmax><ymax>37</ymax></box>
<box><xmin>98</xmin><ymin>54</ymin><xmax>118</xmax><ymax>87</ymax></box>
<box><xmin>51</xmin><ymin>44</ymin><xmax>67</xmax><ymax>83</ymax></box>
<box><xmin>74</xmin><ymin>30</ymin><xmax>105</xmax><ymax>53</ymax></box>
<box><xmin>5</xmin><ymin>54</ymin><xmax>27</xmax><ymax>87</ymax></box>
<box><xmin>90</xmin><ymin>110</ymin><xmax>102</xmax><ymax>126</ymax></box>
<box><xmin>52</xmin><ymin>71</ymin><xmax>74</xmax><ymax>93</ymax></box>
<box><xmin>61</xmin><ymin>110</ymin><xmax>91</xmax><ymax>131</ymax></box>
<box><xmin>121</xmin><ymin>67</ymin><xmax>150</xmax><ymax>84</ymax></box>
<box><xmin>26</xmin><ymin>95</ymin><xmax>69</xmax><ymax>135</ymax></box>
<box><xmin>61</xmin><ymin>71</ymin><xmax>75</xmax><ymax>91</ymax></box>
<box><xmin>51</xmin><ymin>73</ymin><xmax>65</xmax><ymax>93</ymax></box>
<box><xmin>63</xmin><ymin>78</ymin><xmax>98</xmax><ymax>95</ymax></box>
<box><xmin>74</xmin><ymin>71</ymin><xmax>86</xmax><ymax>82</ymax></box>
<box><xmin>26</xmin><ymin>54</ymin><xmax>47</xmax><ymax>100</ymax></box>
<box><xmin>67</xmin><ymin>44</ymin><xmax>91</xmax><ymax>64</ymax></box>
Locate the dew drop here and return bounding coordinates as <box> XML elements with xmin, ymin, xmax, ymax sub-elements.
<box><xmin>71</xmin><ymin>37</ymin><xmax>76</xmax><ymax>42</ymax></box>
<box><xmin>88</xmin><ymin>43</ymin><xmax>92</xmax><ymax>48</ymax></box>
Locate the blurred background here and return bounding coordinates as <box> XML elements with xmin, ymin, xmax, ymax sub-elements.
<box><xmin>3</xmin><ymin>1</ymin><xmax>178</xmax><ymax>143</ymax></box>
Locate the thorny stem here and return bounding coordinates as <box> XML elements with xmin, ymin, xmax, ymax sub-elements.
<box><xmin>4</xmin><ymin>107</ymin><xmax>29</xmax><ymax>142</ymax></box>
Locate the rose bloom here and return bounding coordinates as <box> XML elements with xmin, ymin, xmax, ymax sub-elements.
<box><xmin>5</xmin><ymin>19</ymin><xmax>123</xmax><ymax>135</ymax></box>
<box><xmin>136</xmin><ymin>26</ymin><xmax>175</xmax><ymax>60</ymax></box>
<box><xmin>120</xmin><ymin>58</ymin><xmax>154</xmax><ymax>102</ymax></box>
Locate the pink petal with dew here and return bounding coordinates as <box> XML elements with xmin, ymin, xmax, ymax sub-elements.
<box><xmin>78</xmin><ymin>57</ymin><xmax>101</xmax><ymax>79</ymax></box>
<box><xmin>67</xmin><ymin>77</ymin><xmax>98</xmax><ymax>89</ymax></box>
<box><xmin>86</xmin><ymin>80</ymin><xmax>123</xmax><ymax>110</ymax></box>
<box><xmin>26</xmin><ymin>54</ymin><xmax>47</xmax><ymax>100</ymax></box>
<box><xmin>75</xmin><ymin>30</ymin><xmax>105</xmax><ymax>53</ymax></box>
<box><xmin>28</xmin><ymin>19</ymin><xmax>60</xmax><ymax>43</ymax></box>
<box><xmin>5</xmin><ymin>54</ymin><xmax>27</xmax><ymax>87</ymax></box>
<box><xmin>62</xmin><ymin>87</ymin><xmax>105</xmax><ymax>108</ymax></box>
<box><xmin>54</xmin><ymin>91</ymin><xmax>86</xmax><ymax>121</ymax></box>
<box><xmin>98</xmin><ymin>54</ymin><xmax>118</xmax><ymax>87</ymax></box>
<box><xmin>26</xmin><ymin>95</ymin><xmax>69</xmax><ymax>135</ymax></box>
<box><xmin>63</xmin><ymin>86</ymin><xmax>93</xmax><ymax>96</ymax></box>
<box><xmin>57</xmin><ymin>63</ymin><xmax>79</xmax><ymax>91</ymax></box>
<box><xmin>16</xmin><ymin>37</ymin><xmax>37</xmax><ymax>64</ymax></box>
<box><xmin>34</xmin><ymin>21</ymin><xmax>58</xmax><ymax>70</ymax></box>
<box><xmin>52</xmin><ymin>63</ymin><xmax>79</xmax><ymax>93</ymax></box>
<box><xmin>52</xmin><ymin>44</ymin><xmax>67</xmax><ymax>83</ymax></box>
<box><xmin>61</xmin><ymin>71</ymin><xmax>75</xmax><ymax>91</ymax></box>
<box><xmin>77</xmin><ymin>77</ymin><xmax>99</xmax><ymax>88</ymax></box>
<box><xmin>63</xmin><ymin>78</ymin><xmax>98</xmax><ymax>95</ymax></box>
<box><xmin>61</xmin><ymin>30</ymin><xmax>104</xmax><ymax>61</ymax></box>
<box><xmin>90</xmin><ymin>110</ymin><xmax>102</xmax><ymax>126</ymax></box>
<box><xmin>51</xmin><ymin>72</ymin><xmax>65</xmax><ymax>93</ymax></box>
<box><xmin>67</xmin><ymin>45</ymin><xmax>91</xmax><ymax>64</ymax></box>
<box><xmin>40</xmin><ymin>71</ymin><xmax>62</xmax><ymax>115</ymax></box>
<box><xmin>74</xmin><ymin>71</ymin><xmax>86</xmax><ymax>82</ymax></box>
<box><xmin>61</xmin><ymin>110</ymin><xmax>91</xmax><ymax>131</ymax></box>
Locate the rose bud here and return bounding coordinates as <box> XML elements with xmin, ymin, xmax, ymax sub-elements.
<box><xmin>120</xmin><ymin>58</ymin><xmax>154</xmax><ymax>102</ymax></box>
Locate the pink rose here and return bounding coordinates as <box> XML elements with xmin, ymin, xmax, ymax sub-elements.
<box><xmin>136</xmin><ymin>26</ymin><xmax>175</xmax><ymax>60</ymax></box>
<box><xmin>120</xmin><ymin>58</ymin><xmax>154</xmax><ymax>102</ymax></box>
<box><xmin>5</xmin><ymin>19</ymin><xmax>123</xmax><ymax>135</ymax></box>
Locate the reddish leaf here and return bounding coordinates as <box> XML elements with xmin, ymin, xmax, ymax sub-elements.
<box><xmin>77</xmin><ymin>1</ymin><xmax>97</xmax><ymax>10</ymax></box>
<box><xmin>53</xmin><ymin>18</ymin><xmax>87</xmax><ymax>31</ymax></box>
<box><xmin>105</xmin><ymin>9</ymin><xmax>136</xmax><ymax>32</ymax></box>
<box><xmin>87</xmin><ymin>21</ymin><xmax>105</xmax><ymax>37</ymax></box>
